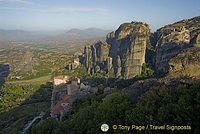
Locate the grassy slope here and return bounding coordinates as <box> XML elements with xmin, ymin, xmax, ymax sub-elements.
<box><xmin>6</xmin><ymin>75</ymin><xmax>52</xmax><ymax>85</ymax></box>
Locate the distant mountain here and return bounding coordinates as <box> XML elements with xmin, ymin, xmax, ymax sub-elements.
<box><xmin>0</xmin><ymin>28</ymin><xmax>110</xmax><ymax>42</ymax></box>
<box><xmin>0</xmin><ymin>29</ymin><xmax>46</xmax><ymax>42</ymax></box>
<box><xmin>55</xmin><ymin>28</ymin><xmax>111</xmax><ymax>40</ymax></box>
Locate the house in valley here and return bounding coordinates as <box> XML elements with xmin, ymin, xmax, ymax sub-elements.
<box><xmin>53</xmin><ymin>75</ymin><xmax>71</xmax><ymax>86</ymax></box>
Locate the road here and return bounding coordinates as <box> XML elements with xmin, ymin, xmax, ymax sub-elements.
<box><xmin>22</xmin><ymin>114</ymin><xmax>43</xmax><ymax>134</ymax></box>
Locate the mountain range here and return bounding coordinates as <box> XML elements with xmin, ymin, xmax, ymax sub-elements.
<box><xmin>0</xmin><ymin>28</ymin><xmax>110</xmax><ymax>42</ymax></box>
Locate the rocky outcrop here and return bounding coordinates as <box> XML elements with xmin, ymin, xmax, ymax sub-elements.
<box><xmin>123</xmin><ymin>16</ymin><xmax>200</xmax><ymax>102</ymax></box>
<box><xmin>108</xmin><ymin>22</ymin><xmax>150</xmax><ymax>79</ymax></box>
<box><xmin>167</xmin><ymin>47</ymin><xmax>200</xmax><ymax>79</ymax></box>
<box><xmin>79</xmin><ymin>22</ymin><xmax>150</xmax><ymax>79</ymax></box>
<box><xmin>154</xmin><ymin>26</ymin><xmax>191</xmax><ymax>72</ymax></box>
<box><xmin>155</xmin><ymin>16</ymin><xmax>200</xmax><ymax>72</ymax></box>
<box><xmin>122</xmin><ymin>78</ymin><xmax>163</xmax><ymax>102</ymax></box>
<box><xmin>69</xmin><ymin>16</ymin><xmax>200</xmax><ymax>80</ymax></box>
<box><xmin>80</xmin><ymin>41</ymin><xmax>110</xmax><ymax>74</ymax></box>
<box><xmin>195</xmin><ymin>33</ymin><xmax>200</xmax><ymax>47</ymax></box>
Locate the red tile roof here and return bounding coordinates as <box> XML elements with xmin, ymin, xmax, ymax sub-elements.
<box><xmin>52</xmin><ymin>95</ymin><xmax>72</xmax><ymax>114</ymax></box>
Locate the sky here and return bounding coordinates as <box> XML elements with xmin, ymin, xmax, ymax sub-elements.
<box><xmin>0</xmin><ymin>0</ymin><xmax>199</xmax><ymax>32</ymax></box>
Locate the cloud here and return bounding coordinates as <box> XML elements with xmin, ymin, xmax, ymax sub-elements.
<box><xmin>41</xmin><ymin>8</ymin><xmax>108</xmax><ymax>14</ymax></box>
<box><xmin>0</xmin><ymin>7</ymin><xmax>108</xmax><ymax>14</ymax></box>
<box><xmin>0</xmin><ymin>7</ymin><xmax>27</xmax><ymax>10</ymax></box>
<box><xmin>0</xmin><ymin>0</ymin><xmax>33</xmax><ymax>4</ymax></box>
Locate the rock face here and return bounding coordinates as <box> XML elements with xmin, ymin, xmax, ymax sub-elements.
<box><xmin>67</xmin><ymin>57</ymin><xmax>80</xmax><ymax>71</ymax></box>
<box><xmin>167</xmin><ymin>47</ymin><xmax>200</xmax><ymax>79</ymax></box>
<box><xmin>122</xmin><ymin>78</ymin><xmax>163</xmax><ymax>102</ymax></box>
<box><xmin>154</xmin><ymin>16</ymin><xmax>200</xmax><ymax>72</ymax></box>
<box><xmin>195</xmin><ymin>33</ymin><xmax>200</xmax><ymax>47</ymax></box>
<box><xmin>123</xmin><ymin>16</ymin><xmax>200</xmax><ymax>102</ymax></box>
<box><xmin>69</xmin><ymin>16</ymin><xmax>200</xmax><ymax>79</ymax></box>
<box><xmin>80</xmin><ymin>41</ymin><xmax>110</xmax><ymax>75</ymax></box>
<box><xmin>79</xmin><ymin>22</ymin><xmax>150</xmax><ymax>79</ymax></box>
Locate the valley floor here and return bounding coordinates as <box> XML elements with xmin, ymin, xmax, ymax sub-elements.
<box><xmin>6</xmin><ymin>75</ymin><xmax>52</xmax><ymax>85</ymax></box>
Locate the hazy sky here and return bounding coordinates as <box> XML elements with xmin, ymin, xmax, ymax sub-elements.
<box><xmin>0</xmin><ymin>0</ymin><xmax>199</xmax><ymax>31</ymax></box>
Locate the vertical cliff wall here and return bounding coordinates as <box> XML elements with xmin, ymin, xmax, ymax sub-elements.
<box><xmin>154</xmin><ymin>16</ymin><xmax>200</xmax><ymax>72</ymax></box>
<box><xmin>79</xmin><ymin>22</ymin><xmax>150</xmax><ymax>79</ymax></box>
<box><xmin>68</xmin><ymin>16</ymin><xmax>200</xmax><ymax>80</ymax></box>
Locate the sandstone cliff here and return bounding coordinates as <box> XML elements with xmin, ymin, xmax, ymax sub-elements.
<box><xmin>167</xmin><ymin>47</ymin><xmax>200</xmax><ymax>79</ymax></box>
<box><xmin>123</xmin><ymin>16</ymin><xmax>200</xmax><ymax>102</ymax></box>
<box><xmin>79</xmin><ymin>22</ymin><xmax>150</xmax><ymax>79</ymax></box>
<box><xmin>69</xmin><ymin>16</ymin><xmax>200</xmax><ymax>80</ymax></box>
<box><xmin>154</xmin><ymin>16</ymin><xmax>200</xmax><ymax>72</ymax></box>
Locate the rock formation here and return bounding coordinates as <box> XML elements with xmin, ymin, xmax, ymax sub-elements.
<box><xmin>154</xmin><ymin>16</ymin><xmax>200</xmax><ymax>72</ymax></box>
<box><xmin>69</xmin><ymin>16</ymin><xmax>200</xmax><ymax>80</ymax></box>
<box><xmin>167</xmin><ymin>47</ymin><xmax>200</xmax><ymax>79</ymax></box>
<box><xmin>195</xmin><ymin>33</ymin><xmax>200</xmax><ymax>47</ymax></box>
<box><xmin>123</xmin><ymin>16</ymin><xmax>200</xmax><ymax>101</ymax></box>
<box><xmin>79</xmin><ymin>22</ymin><xmax>150</xmax><ymax>79</ymax></box>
